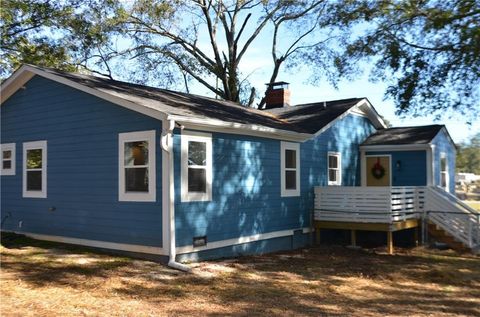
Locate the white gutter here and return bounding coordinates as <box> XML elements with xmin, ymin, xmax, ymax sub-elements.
<box><xmin>167</xmin><ymin>115</ymin><xmax>312</xmax><ymax>142</ymax></box>
<box><xmin>161</xmin><ymin>119</ymin><xmax>191</xmax><ymax>272</ymax></box>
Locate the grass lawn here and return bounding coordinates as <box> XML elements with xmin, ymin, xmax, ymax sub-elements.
<box><xmin>1</xmin><ymin>234</ymin><xmax>479</xmax><ymax>317</ymax></box>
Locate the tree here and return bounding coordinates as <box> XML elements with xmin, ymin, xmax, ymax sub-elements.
<box><xmin>457</xmin><ymin>133</ymin><xmax>480</xmax><ymax>174</ymax></box>
<box><xmin>329</xmin><ymin>0</ymin><xmax>480</xmax><ymax>121</ymax></box>
<box><xmin>0</xmin><ymin>0</ymin><xmax>122</xmax><ymax>79</ymax></box>
<box><xmin>114</xmin><ymin>0</ymin><xmax>344</xmax><ymax>106</ymax></box>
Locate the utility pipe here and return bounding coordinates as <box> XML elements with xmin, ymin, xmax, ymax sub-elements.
<box><xmin>161</xmin><ymin>119</ymin><xmax>191</xmax><ymax>272</ymax></box>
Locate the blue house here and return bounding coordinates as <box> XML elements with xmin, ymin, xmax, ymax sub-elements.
<box><xmin>1</xmin><ymin>65</ymin><xmax>476</xmax><ymax>269</ymax></box>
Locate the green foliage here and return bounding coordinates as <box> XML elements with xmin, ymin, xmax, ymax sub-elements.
<box><xmin>112</xmin><ymin>0</ymin><xmax>341</xmax><ymax>106</ymax></box>
<box><xmin>0</xmin><ymin>0</ymin><xmax>123</xmax><ymax>79</ymax></box>
<box><xmin>330</xmin><ymin>0</ymin><xmax>480</xmax><ymax>121</ymax></box>
<box><xmin>457</xmin><ymin>133</ymin><xmax>480</xmax><ymax>174</ymax></box>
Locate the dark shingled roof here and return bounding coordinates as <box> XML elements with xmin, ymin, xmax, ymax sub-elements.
<box><xmin>21</xmin><ymin>65</ymin><xmax>370</xmax><ymax>135</ymax></box>
<box><xmin>362</xmin><ymin>125</ymin><xmax>445</xmax><ymax>145</ymax></box>
<box><xmin>265</xmin><ymin>98</ymin><xmax>363</xmax><ymax>134</ymax></box>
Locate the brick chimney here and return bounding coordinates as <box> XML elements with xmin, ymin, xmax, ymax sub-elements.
<box><xmin>264</xmin><ymin>82</ymin><xmax>290</xmax><ymax>109</ymax></box>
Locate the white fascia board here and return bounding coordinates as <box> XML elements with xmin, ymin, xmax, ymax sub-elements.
<box><xmin>169</xmin><ymin>115</ymin><xmax>312</xmax><ymax>142</ymax></box>
<box><xmin>360</xmin><ymin>144</ymin><xmax>431</xmax><ymax>151</ymax></box>
<box><xmin>0</xmin><ymin>65</ymin><xmax>35</xmax><ymax>103</ymax></box>
<box><xmin>1</xmin><ymin>65</ymin><xmax>168</xmax><ymax>121</ymax></box>
<box><xmin>312</xmin><ymin>99</ymin><xmax>387</xmax><ymax>139</ymax></box>
<box><xmin>355</xmin><ymin>99</ymin><xmax>388</xmax><ymax>129</ymax></box>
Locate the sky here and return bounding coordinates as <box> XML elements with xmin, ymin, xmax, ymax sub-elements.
<box><xmin>108</xmin><ymin>2</ymin><xmax>479</xmax><ymax>144</ymax></box>
<box><xmin>187</xmin><ymin>43</ymin><xmax>479</xmax><ymax>144</ymax></box>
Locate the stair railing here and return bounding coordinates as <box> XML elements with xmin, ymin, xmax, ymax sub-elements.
<box><xmin>424</xmin><ymin>186</ymin><xmax>480</xmax><ymax>249</ymax></box>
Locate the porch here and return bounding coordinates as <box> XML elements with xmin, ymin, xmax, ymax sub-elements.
<box><xmin>313</xmin><ymin>186</ymin><xmax>480</xmax><ymax>254</ymax></box>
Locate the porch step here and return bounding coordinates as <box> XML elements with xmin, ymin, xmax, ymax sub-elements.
<box><xmin>427</xmin><ymin>223</ymin><xmax>471</xmax><ymax>252</ymax></box>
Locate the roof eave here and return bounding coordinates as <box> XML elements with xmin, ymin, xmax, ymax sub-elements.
<box><xmin>356</xmin><ymin>98</ymin><xmax>388</xmax><ymax>129</ymax></box>
<box><xmin>1</xmin><ymin>65</ymin><xmax>169</xmax><ymax>121</ymax></box>
<box><xmin>169</xmin><ymin>115</ymin><xmax>313</xmax><ymax>142</ymax></box>
<box><xmin>360</xmin><ymin>144</ymin><xmax>431</xmax><ymax>151</ymax></box>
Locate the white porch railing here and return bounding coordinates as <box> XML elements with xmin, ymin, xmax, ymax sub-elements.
<box><xmin>314</xmin><ymin>186</ymin><xmax>424</xmax><ymax>223</ymax></box>
<box><xmin>314</xmin><ymin>186</ymin><xmax>480</xmax><ymax>250</ymax></box>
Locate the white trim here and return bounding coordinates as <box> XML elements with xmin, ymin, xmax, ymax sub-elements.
<box><xmin>118</xmin><ymin>130</ymin><xmax>156</xmax><ymax>202</ymax></box>
<box><xmin>349</xmin><ymin>107</ymin><xmax>369</xmax><ymax>117</ymax></box>
<box><xmin>161</xmin><ymin>127</ymin><xmax>170</xmax><ymax>252</ymax></box>
<box><xmin>181</xmin><ymin>130</ymin><xmax>213</xmax><ymax>202</ymax></box>
<box><xmin>0</xmin><ymin>69</ymin><xmax>34</xmax><ymax>103</ymax></box>
<box><xmin>23</xmin><ymin>140</ymin><xmax>47</xmax><ymax>198</ymax></box>
<box><xmin>360</xmin><ymin>144</ymin><xmax>431</xmax><ymax>151</ymax></box>
<box><xmin>363</xmin><ymin>154</ymin><xmax>392</xmax><ymax>186</ymax></box>
<box><xmin>176</xmin><ymin>227</ymin><xmax>310</xmax><ymax>254</ymax></box>
<box><xmin>2</xmin><ymin>230</ymin><xmax>166</xmax><ymax>255</ymax></box>
<box><xmin>356</xmin><ymin>99</ymin><xmax>388</xmax><ymax>129</ymax></box>
<box><xmin>313</xmin><ymin>99</ymin><xmax>387</xmax><ymax>138</ymax></box>
<box><xmin>280</xmin><ymin>141</ymin><xmax>300</xmax><ymax>197</ymax></box>
<box><xmin>327</xmin><ymin>152</ymin><xmax>342</xmax><ymax>185</ymax></box>
<box><xmin>1</xmin><ymin>65</ymin><xmax>167</xmax><ymax>121</ymax></box>
<box><xmin>440</xmin><ymin>152</ymin><xmax>449</xmax><ymax>192</ymax></box>
<box><xmin>0</xmin><ymin>143</ymin><xmax>16</xmax><ymax>176</ymax></box>
<box><xmin>170</xmin><ymin>115</ymin><xmax>311</xmax><ymax>142</ymax></box>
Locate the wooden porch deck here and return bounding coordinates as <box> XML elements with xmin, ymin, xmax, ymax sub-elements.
<box><xmin>314</xmin><ymin>187</ymin><xmax>424</xmax><ymax>254</ymax></box>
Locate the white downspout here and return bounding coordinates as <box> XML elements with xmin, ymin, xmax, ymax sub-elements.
<box><xmin>161</xmin><ymin>119</ymin><xmax>191</xmax><ymax>272</ymax></box>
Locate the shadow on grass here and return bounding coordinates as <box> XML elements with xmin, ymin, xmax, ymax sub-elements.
<box><xmin>1</xmin><ymin>233</ymin><xmax>141</xmax><ymax>288</ymax></box>
<box><xmin>2</xmin><ymin>233</ymin><xmax>479</xmax><ymax>316</ymax></box>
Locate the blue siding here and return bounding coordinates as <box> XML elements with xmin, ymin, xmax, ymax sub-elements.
<box><xmin>432</xmin><ymin>130</ymin><xmax>456</xmax><ymax>193</ymax></box>
<box><xmin>1</xmin><ymin>76</ymin><xmax>163</xmax><ymax>247</ymax></box>
<box><xmin>173</xmin><ymin>114</ymin><xmax>376</xmax><ymax>250</ymax></box>
<box><xmin>365</xmin><ymin>151</ymin><xmax>427</xmax><ymax>186</ymax></box>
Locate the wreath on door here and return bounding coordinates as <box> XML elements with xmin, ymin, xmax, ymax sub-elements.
<box><xmin>371</xmin><ymin>158</ymin><xmax>386</xmax><ymax>179</ymax></box>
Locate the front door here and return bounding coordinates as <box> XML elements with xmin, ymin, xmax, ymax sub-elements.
<box><xmin>366</xmin><ymin>156</ymin><xmax>391</xmax><ymax>186</ymax></box>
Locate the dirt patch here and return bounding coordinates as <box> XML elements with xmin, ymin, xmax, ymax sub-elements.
<box><xmin>1</xmin><ymin>235</ymin><xmax>479</xmax><ymax>316</ymax></box>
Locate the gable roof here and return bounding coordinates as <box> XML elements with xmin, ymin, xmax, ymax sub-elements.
<box><xmin>1</xmin><ymin>65</ymin><xmax>386</xmax><ymax>141</ymax></box>
<box><xmin>266</xmin><ymin>98</ymin><xmax>363</xmax><ymax>134</ymax></box>
<box><xmin>361</xmin><ymin>125</ymin><xmax>447</xmax><ymax>146</ymax></box>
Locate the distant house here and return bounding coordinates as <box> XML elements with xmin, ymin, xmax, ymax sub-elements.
<box><xmin>1</xmin><ymin>65</ymin><xmax>473</xmax><ymax>267</ymax></box>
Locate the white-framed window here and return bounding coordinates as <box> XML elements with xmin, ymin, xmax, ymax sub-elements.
<box><xmin>281</xmin><ymin>141</ymin><xmax>300</xmax><ymax>197</ymax></box>
<box><xmin>1</xmin><ymin>143</ymin><xmax>16</xmax><ymax>176</ymax></box>
<box><xmin>440</xmin><ymin>152</ymin><xmax>448</xmax><ymax>191</ymax></box>
<box><xmin>181</xmin><ymin>130</ymin><xmax>212</xmax><ymax>202</ymax></box>
<box><xmin>328</xmin><ymin>152</ymin><xmax>342</xmax><ymax>185</ymax></box>
<box><xmin>23</xmin><ymin>141</ymin><xmax>47</xmax><ymax>198</ymax></box>
<box><xmin>118</xmin><ymin>130</ymin><xmax>156</xmax><ymax>202</ymax></box>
